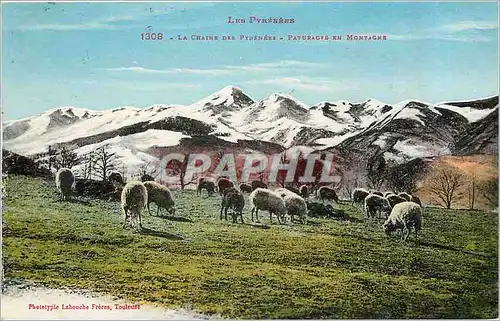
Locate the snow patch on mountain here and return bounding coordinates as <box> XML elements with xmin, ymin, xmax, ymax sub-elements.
<box><xmin>437</xmin><ymin>104</ymin><xmax>497</xmax><ymax>122</ymax></box>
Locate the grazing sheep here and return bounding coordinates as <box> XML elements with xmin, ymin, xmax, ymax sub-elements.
<box><xmin>217</xmin><ymin>177</ymin><xmax>234</xmax><ymax>196</ymax></box>
<box><xmin>364</xmin><ymin>194</ymin><xmax>392</xmax><ymax>219</ymax></box>
<box><xmin>306</xmin><ymin>201</ymin><xmax>347</xmax><ymax>220</ymax></box>
<box><xmin>143</xmin><ymin>181</ymin><xmax>175</xmax><ymax>216</ymax></box>
<box><xmin>410</xmin><ymin>195</ymin><xmax>422</xmax><ymax>207</ymax></box>
<box><xmin>398</xmin><ymin>192</ymin><xmax>412</xmax><ymax>201</ymax></box>
<box><xmin>283</xmin><ymin>194</ymin><xmax>308</xmax><ymax>224</ymax></box>
<box><xmin>352</xmin><ymin>188</ymin><xmax>370</xmax><ymax>207</ymax></box>
<box><xmin>220</xmin><ymin>187</ymin><xmax>245</xmax><ymax>223</ymax></box>
<box><xmin>317</xmin><ymin>186</ymin><xmax>339</xmax><ymax>203</ymax></box>
<box><xmin>249</xmin><ymin>188</ymin><xmax>287</xmax><ymax>224</ymax></box>
<box><xmin>299</xmin><ymin>185</ymin><xmax>309</xmax><ymax>199</ymax></box>
<box><xmin>285</xmin><ymin>186</ymin><xmax>301</xmax><ymax>196</ymax></box>
<box><xmin>197</xmin><ymin>178</ymin><xmax>216</xmax><ymax>196</ymax></box>
<box><xmin>251</xmin><ymin>180</ymin><xmax>268</xmax><ymax>191</ymax></box>
<box><xmin>55</xmin><ymin>168</ymin><xmax>75</xmax><ymax>201</ymax></box>
<box><xmin>108</xmin><ymin>171</ymin><xmax>124</xmax><ymax>185</ymax></box>
<box><xmin>239</xmin><ymin>183</ymin><xmax>252</xmax><ymax>193</ymax></box>
<box><xmin>141</xmin><ymin>174</ymin><xmax>155</xmax><ymax>182</ymax></box>
<box><xmin>383</xmin><ymin>201</ymin><xmax>422</xmax><ymax>242</ymax></box>
<box><xmin>121</xmin><ymin>181</ymin><xmax>147</xmax><ymax>231</ymax></box>
<box><xmin>387</xmin><ymin>194</ymin><xmax>407</xmax><ymax>208</ymax></box>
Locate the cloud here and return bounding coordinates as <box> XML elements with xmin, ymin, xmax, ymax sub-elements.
<box><xmin>246</xmin><ymin>77</ymin><xmax>354</xmax><ymax>92</ymax></box>
<box><xmin>389</xmin><ymin>20</ymin><xmax>497</xmax><ymax>42</ymax></box>
<box><xmin>106</xmin><ymin>60</ymin><xmax>323</xmax><ymax>76</ymax></box>
<box><xmin>442</xmin><ymin>21</ymin><xmax>498</xmax><ymax>32</ymax></box>
<box><xmin>106</xmin><ymin>66</ymin><xmax>232</xmax><ymax>75</ymax></box>
<box><xmin>103</xmin><ymin>81</ymin><xmax>201</xmax><ymax>91</ymax></box>
<box><xmin>14</xmin><ymin>7</ymin><xmax>178</xmax><ymax>31</ymax></box>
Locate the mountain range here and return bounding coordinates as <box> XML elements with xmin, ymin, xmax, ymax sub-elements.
<box><xmin>3</xmin><ymin>86</ymin><xmax>498</xmax><ymax>175</ymax></box>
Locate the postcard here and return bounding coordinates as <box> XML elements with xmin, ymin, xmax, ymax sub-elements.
<box><xmin>1</xmin><ymin>1</ymin><xmax>498</xmax><ymax>320</ymax></box>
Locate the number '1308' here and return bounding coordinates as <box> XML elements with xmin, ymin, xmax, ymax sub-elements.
<box><xmin>141</xmin><ymin>33</ymin><xmax>164</xmax><ymax>40</ymax></box>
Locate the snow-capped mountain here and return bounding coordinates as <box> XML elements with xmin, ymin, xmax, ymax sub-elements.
<box><xmin>2</xmin><ymin>86</ymin><xmax>498</xmax><ymax>175</ymax></box>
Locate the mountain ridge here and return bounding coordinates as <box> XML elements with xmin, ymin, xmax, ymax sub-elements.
<box><xmin>3</xmin><ymin>86</ymin><xmax>498</xmax><ymax>175</ymax></box>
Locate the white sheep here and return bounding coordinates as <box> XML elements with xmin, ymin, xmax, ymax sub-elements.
<box><xmin>352</xmin><ymin>188</ymin><xmax>370</xmax><ymax>207</ymax></box>
<box><xmin>284</xmin><ymin>194</ymin><xmax>308</xmax><ymax>224</ymax></box>
<box><xmin>274</xmin><ymin>188</ymin><xmax>307</xmax><ymax>224</ymax></box>
<box><xmin>55</xmin><ymin>168</ymin><xmax>75</xmax><ymax>201</ymax></box>
<box><xmin>249</xmin><ymin>188</ymin><xmax>287</xmax><ymax>224</ymax></box>
<box><xmin>383</xmin><ymin>201</ymin><xmax>422</xmax><ymax>242</ymax></box>
<box><xmin>121</xmin><ymin>181</ymin><xmax>148</xmax><ymax>231</ymax></box>
<box><xmin>364</xmin><ymin>194</ymin><xmax>392</xmax><ymax>219</ymax></box>
<box><xmin>143</xmin><ymin>181</ymin><xmax>175</xmax><ymax>216</ymax></box>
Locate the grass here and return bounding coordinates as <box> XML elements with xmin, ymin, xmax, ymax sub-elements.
<box><xmin>2</xmin><ymin>175</ymin><xmax>498</xmax><ymax>319</ymax></box>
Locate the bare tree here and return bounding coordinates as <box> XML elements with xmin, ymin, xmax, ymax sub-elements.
<box><xmin>93</xmin><ymin>145</ymin><xmax>117</xmax><ymax>182</ymax></box>
<box><xmin>136</xmin><ymin>160</ymin><xmax>159</xmax><ymax>180</ymax></box>
<box><xmin>428</xmin><ymin>162</ymin><xmax>465</xmax><ymax>209</ymax></box>
<box><xmin>165</xmin><ymin>154</ymin><xmax>197</xmax><ymax>189</ymax></box>
<box><xmin>276</xmin><ymin>152</ymin><xmax>288</xmax><ymax>188</ymax></box>
<box><xmin>82</xmin><ymin>151</ymin><xmax>95</xmax><ymax>179</ymax></box>
<box><xmin>466</xmin><ymin>172</ymin><xmax>479</xmax><ymax>210</ymax></box>
<box><xmin>479</xmin><ymin>178</ymin><xmax>498</xmax><ymax>207</ymax></box>
<box><xmin>53</xmin><ymin>146</ymin><xmax>80</xmax><ymax>170</ymax></box>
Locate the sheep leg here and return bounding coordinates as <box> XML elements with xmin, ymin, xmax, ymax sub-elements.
<box><xmin>156</xmin><ymin>205</ymin><xmax>160</xmax><ymax>216</ymax></box>
<box><xmin>122</xmin><ymin>206</ymin><xmax>129</xmax><ymax>228</ymax></box>
<box><xmin>224</xmin><ymin>207</ymin><xmax>229</xmax><ymax>221</ymax></box>
<box><xmin>147</xmin><ymin>201</ymin><xmax>152</xmax><ymax>216</ymax></box>
<box><xmin>251</xmin><ymin>207</ymin><xmax>254</xmax><ymax>222</ymax></box>
<box><xmin>239</xmin><ymin>211</ymin><xmax>244</xmax><ymax>224</ymax></box>
<box><xmin>219</xmin><ymin>205</ymin><xmax>224</xmax><ymax>220</ymax></box>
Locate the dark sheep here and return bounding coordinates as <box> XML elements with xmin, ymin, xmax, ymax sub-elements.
<box><xmin>140</xmin><ymin>174</ymin><xmax>155</xmax><ymax>182</ymax></box>
<box><xmin>398</xmin><ymin>192</ymin><xmax>412</xmax><ymax>201</ymax></box>
<box><xmin>55</xmin><ymin>168</ymin><xmax>75</xmax><ymax>201</ymax></box>
<box><xmin>306</xmin><ymin>201</ymin><xmax>347</xmax><ymax>220</ymax></box>
<box><xmin>299</xmin><ymin>185</ymin><xmax>309</xmax><ymax>199</ymax></box>
<box><xmin>108</xmin><ymin>171</ymin><xmax>124</xmax><ymax>185</ymax></box>
<box><xmin>285</xmin><ymin>186</ymin><xmax>301</xmax><ymax>196</ymax></box>
<box><xmin>197</xmin><ymin>178</ymin><xmax>215</xmax><ymax>196</ymax></box>
<box><xmin>387</xmin><ymin>194</ymin><xmax>406</xmax><ymax>208</ymax></box>
<box><xmin>239</xmin><ymin>183</ymin><xmax>252</xmax><ymax>193</ymax></box>
<box><xmin>370</xmin><ymin>190</ymin><xmax>383</xmax><ymax>197</ymax></box>
<box><xmin>410</xmin><ymin>195</ymin><xmax>422</xmax><ymax>207</ymax></box>
<box><xmin>317</xmin><ymin>186</ymin><xmax>339</xmax><ymax>203</ymax></box>
<box><xmin>352</xmin><ymin>188</ymin><xmax>370</xmax><ymax>207</ymax></box>
<box><xmin>217</xmin><ymin>177</ymin><xmax>234</xmax><ymax>196</ymax></box>
<box><xmin>220</xmin><ymin>187</ymin><xmax>245</xmax><ymax>223</ymax></box>
<box><xmin>251</xmin><ymin>180</ymin><xmax>268</xmax><ymax>191</ymax></box>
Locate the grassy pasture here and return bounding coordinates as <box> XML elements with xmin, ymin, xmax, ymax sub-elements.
<box><xmin>2</xmin><ymin>175</ymin><xmax>498</xmax><ymax>319</ymax></box>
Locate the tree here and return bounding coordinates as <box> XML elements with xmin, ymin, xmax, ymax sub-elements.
<box><xmin>276</xmin><ymin>152</ymin><xmax>288</xmax><ymax>188</ymax></box>
<box><xmin>386</xmin><ymin>158</ymin><xmax>428</xmax><ymax>194</ymax></box>
<box><xmin>136</xmin><ymin>160</ymin><xmax>159</xmax><ymax>180</ymax></box>
<box><xmin>53</xmin><ymin>146</ymin><xmax>80</xmax><ymax>170</ymax></box>
<box><xmin>366</xmin><ymin>153</ymin><xmax>386</xmax><ymax>190</ymax></box>
<box><xmin>479</xmin><ymin>178</ymin><xmax>498</xmax><ymax>208</ymax></box>
<box><xmin>428</xmin><ymin>161</ymin><xmax>465</xmax><ymax>209</ymax></box>
<box><xmin>93</xmin><ymin>145</ymin><xmax>117</xmax><ymax>182</ymax></box>
<box><xmin>466</xmin><ymin>172</ymin><xmax>479</xmax><ymax>210</ymax></box>
<box><xmin>82</xmin><ymin>151</ymin><xmax>95</xmax><ymax>179</ymax></box>
<box><xmin>165</xmin><ymin>154</ymin><xmax>197</xmax><ymax>189</ymax></box>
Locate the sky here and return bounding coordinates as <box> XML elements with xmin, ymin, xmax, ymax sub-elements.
<box><xmin>1</xmin><ymin>1</ymin><xmax>499</xmax><ymax>120</ymax></box>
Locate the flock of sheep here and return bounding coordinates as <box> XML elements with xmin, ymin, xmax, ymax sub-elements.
<box><xmin>54</xmin><ymin>167</ymin><xmax>422</xmax><ymax>242</ymax></box>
